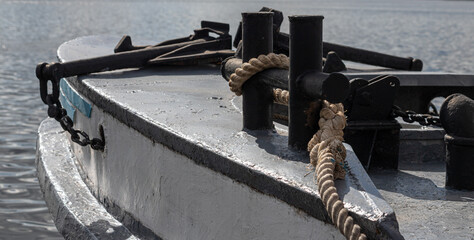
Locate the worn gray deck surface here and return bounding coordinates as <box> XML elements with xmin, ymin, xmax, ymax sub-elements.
<box><xmin>370</xmin><ymin>160</ymin><xmax>474</xmax><ymax>240</ymax></box>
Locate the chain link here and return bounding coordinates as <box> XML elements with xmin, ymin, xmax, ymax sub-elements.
<box><xmin>45</xmin><ymin>93</ymin><xmax>105</xmax><ymax>151</ymax></box>
<box><xmin>391</xmin><ymin>105</ymin><xmax>442</xmax><ymax>127</ymax></box>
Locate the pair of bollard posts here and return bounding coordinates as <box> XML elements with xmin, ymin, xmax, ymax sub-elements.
<box><xmin>240</xmin><ymin>12</ymin><xmax>349</xmax><ymax>150</ymax></box>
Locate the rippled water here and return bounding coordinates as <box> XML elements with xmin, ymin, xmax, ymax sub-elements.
<box><xmin>0</xmin><ymin>0</ymin><xmax>473</xmax><ymax>239</ymax></box>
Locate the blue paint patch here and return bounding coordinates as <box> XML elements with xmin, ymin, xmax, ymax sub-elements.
<box><xmin>60</xmin><ymin>78</ymin><xmax>92</xmax><ymax>118</ymax></box>
<box><xmin>59</xmin><ymin>90</ymin><xmax>76</xmax><ymax>120</ymax></box>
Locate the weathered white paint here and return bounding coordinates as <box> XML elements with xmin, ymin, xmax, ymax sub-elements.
<box><xmin>36</xmin><ymin>119</ymin><xmax>139</xmax><ymax>240</ymax></box>
<box><xmin>72</xmin><ymin>105</ymin><xmax>345</xmax><ymax>240</ymax></box>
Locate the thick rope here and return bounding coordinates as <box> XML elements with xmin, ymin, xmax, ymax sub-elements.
<box><xmin>273</xmin><ymin>88</ymin><xmax>289</xmax><ymax>105</ymax></box>
<box><xmin>229</xmin><ymin>53</ymin><xmax>289</xmax><ymax>99</ymax></box>
<box><xmin>229</xmin><ymin>54</ymin><xmax>366</xmax><ymax>240</ymax></box>
<box><xmin>308</xmin><ymin>101</ymin><xmax>367</xmax><ymax>240</ymax></box>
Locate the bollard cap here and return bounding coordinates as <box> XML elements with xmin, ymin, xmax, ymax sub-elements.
<box><xmin>322</xmin><ymin>72</ymin><xmax>350</xmax><ymax>103</ymax></box>
<box><xmin>242</xmin><ymin>12</ymin><xmax>274</xmax><ymax>18</ymax></box>
<box><xmin>297</xmin><ymin>71</ymin><xmax>349</xmax><ymax>103</ymax></box>
<box><xmin>288</xmin><ymin>15</ymin><xmax>324</xmax><ymax>22</ymax></box>
<box><xmin>440</xmin><ymin>93</ymin><xmax>474</xmax><ymax>138</ymax></box>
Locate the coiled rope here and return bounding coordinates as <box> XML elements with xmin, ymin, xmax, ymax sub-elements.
<box><xmin>228</xmin><ymin>54</ymin><xmax>367</xmax><ymax>240</ymax></box>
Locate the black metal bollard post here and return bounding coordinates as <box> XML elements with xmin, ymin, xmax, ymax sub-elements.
<box><xmin>440</xmin><ymin>93</ymin><xmax>474</xmax><ymax>190</ymax></box>
<box><xmin>288</xmin><ymin>15</ymin><xmax>324</xmax><ymax>150</ymax></box>
<box><xmin>241</xmin><ymin>12</ymin><xmax>274</xmax><ymax>130</ymax></box>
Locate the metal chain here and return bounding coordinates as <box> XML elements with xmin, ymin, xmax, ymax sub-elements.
<box><xmin>45</xmin><ymin>94</ymin><xmax>105</xmax><ymax>151</ymax></box>
<box><xmin>391</xmin><ymin>105</ymin><xmax>442</xmax><ymax>127</ymax></box>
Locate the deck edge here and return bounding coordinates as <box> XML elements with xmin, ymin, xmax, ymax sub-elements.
<box><xmin>36</xmin><ymin>118</ymin><xmax>143</xmax><ymax>240</ymax></box>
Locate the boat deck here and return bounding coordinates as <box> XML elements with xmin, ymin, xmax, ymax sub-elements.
<box><xmin>370</xmin><ymin>161</ymin><xmax>474</xmax><ymax>240</ymax></box>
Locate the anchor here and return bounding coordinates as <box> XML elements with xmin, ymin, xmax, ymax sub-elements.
<box><xmin>36</xmin><ymin>21</ymin><xmax>234</xmax><ymax>104</ymax></box>
<box><xmin>36</xmin><ymin>21</ymin><xmax>234</xmax><ymax>150</ymax></box>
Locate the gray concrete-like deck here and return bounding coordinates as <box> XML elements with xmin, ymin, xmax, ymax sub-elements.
<box><xmin>370</xmin><ymin>160</ymin><xmax>474</xmax><ymax>240</ymax></box>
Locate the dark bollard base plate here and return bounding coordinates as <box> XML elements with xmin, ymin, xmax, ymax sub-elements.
<box><xmin>445</xmin><ymin>134</ymin><xmax>474</xmax><ymax>190</ymax></box>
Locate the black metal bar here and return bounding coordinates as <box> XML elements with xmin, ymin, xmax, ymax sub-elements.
<box><xmin>38</xmin><ymin>39</ymin><xmax>229</xmax><ymax>81</ymax></box>
<box><xmin>297</xmin><ymin>71</ymin><xmax>349</xmax><ymax>103</ymax></box>
<box><xmin>288</xmin><ymin>15</ymin><xmax>324</xmax><ymax>150</ymax></box>
<box><xmin>323</xmin><ymin>42</ymin><xmax>423</xmax><ymax>71</ymax></box>
<box><xmin>275</xmin><ymin>32</ymin><xmax>423</xmax><ymax>71</ymax></box>
<box><xmin>37</xmin><ymin>39</ymin><xmax>225</xmax><ymax>104</ymax></box>
<box><xmin>241</xmin><ymin>12</ymin><xmax>274</xmax><ymax>130</ymax></box>
<box><xmin>222</xmin><ymin>58</ymin><xmax>288</xmax><ymax>89</ymax></box>
<box><xmin>222</xmin><ymin>59</ymin><xmax>474</xmax><ymax>114</ymax></box>
<box><xmin>36</xmin><ymin>25</ymin><xmax>232</xmax><ymax>104</ymax></box>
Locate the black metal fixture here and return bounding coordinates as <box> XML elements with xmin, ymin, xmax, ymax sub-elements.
<box><xmin>287</xmin><ymin>15</ymin><xmax>350</xmax><ymax>150</ymax></box>
<box><xmin>343</xmin><ymin>75</ymin><xmax>401</xmax><ymax>170</ymax></box>
<box><xmin>36</xmin><ymin>21</ymin><xmax>234</xmax><ymax>150</ymax></box>
<box><xmin>240</xmin><ymin>12</ymin><xmax>275</xmax><ymax>130</ymax></box>
<box><xmin>229</xmin><ymin>12</ymin><xmax>402</xmax><ymax>166</ymax></box>
<box><xmin>440</xmin><ymin>94</ymin><xmax>474</xmax><ymax>190</ymax></box>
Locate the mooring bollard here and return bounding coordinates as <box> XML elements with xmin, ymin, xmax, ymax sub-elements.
<box><xmin>241</xmin><ymin>12</ymin><xmax>274</xmax><ymax>130</ymax></box>
<box><xmin>440</xmin><ymin>94</ymin><xmax>474</xmax><ymax>190</ymax></box>
<box><xmin>288</xmin><ymin>15</ymin><xmax>324</xmax><ymax>150</ymax></box>
<box><xmin>287</xmin><ymin>15</ymin><xmax>350</xmax><ymax>150</ymax></box>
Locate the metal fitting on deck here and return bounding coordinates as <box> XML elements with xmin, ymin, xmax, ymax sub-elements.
<box><xmin>440</xmin><ymin>94</ymin><xmax>474</xmax><ymax>190</ymax></box>
<box><xmin>288</xmin><ymin>15</ymin><xmax>350</xmax><ymax>150</ymax></box>
<box><xmin>241</xmin><ymin>12</ymin><xmax>274</xmax><ymax>130</ymax></box>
